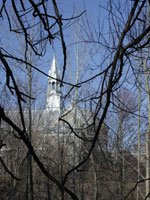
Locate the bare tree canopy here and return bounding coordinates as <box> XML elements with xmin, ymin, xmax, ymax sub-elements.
<box><xmin>1</xmin><ymin>0</ymin><xmax>150</xmax><ymax>200</ymax></box>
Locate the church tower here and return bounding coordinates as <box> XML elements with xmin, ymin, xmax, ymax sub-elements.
<box><xmin>46</xmin><ymin>56</ymin><xmax>61</xmax><ymax>112</ymax></box>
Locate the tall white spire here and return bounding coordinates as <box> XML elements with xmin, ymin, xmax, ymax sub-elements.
<box><xmin>46</xmin><ymin>56</ymin><xmax>61</xmax><ymax>112</ymax></box>
<box><xmin>48</xmin><ymin>56</ymin><xmax>60</xmax><ymax>80</ymax></box>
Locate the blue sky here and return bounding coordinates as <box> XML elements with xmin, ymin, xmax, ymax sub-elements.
<box><xmin>0</xmin><ymin>0</ymin><xmax>136</xmax><ymax>109</ymax></box>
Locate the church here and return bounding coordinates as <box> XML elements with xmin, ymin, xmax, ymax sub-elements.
<box><xmin>39</xmin><ymin>56</ymin><xmax>107</xmax><ymax>149</ymax></box>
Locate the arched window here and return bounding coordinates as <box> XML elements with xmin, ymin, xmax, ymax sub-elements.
<box><xmin>52</xmin><ymin>81</ymin><xmax>55</xmax><ymax>90</ymax></box>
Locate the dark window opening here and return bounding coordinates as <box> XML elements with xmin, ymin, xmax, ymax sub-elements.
<box><xmin>52</xmin><ymin>81</ymin><xmax>55</xmax><ymax>90</ymax></box>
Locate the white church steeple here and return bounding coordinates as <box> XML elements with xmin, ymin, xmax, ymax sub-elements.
<box><xmin>46</xmin><ymin>56</ymin><xmax>61</xmax><ymax>112</ymax></box>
